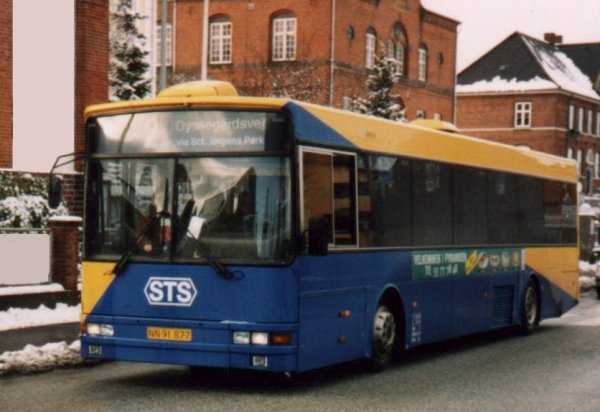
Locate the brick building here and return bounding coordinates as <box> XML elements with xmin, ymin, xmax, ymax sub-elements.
<box><xmin>0</xmin><ymin>1</ymin><xmax>109</xmax><ymax>216</ymax></box>
<box><xmin>76</xmin><ymin>0</ymin><xmax>110</xmax><ymax>163</ymax></box>
<box><xmin>0</xmin><ymin>1</ymin><xmax>12</xmax><ymax>168</ymax></box>
<box><xmin>154</xmin><ymin>0</ymin><xmax>459</xmax><ymax>121</ymax></box>
<box><xmin>456</xmin><ymin>32</ymin><xmax>600</xmax><ymax>191</ymax></box>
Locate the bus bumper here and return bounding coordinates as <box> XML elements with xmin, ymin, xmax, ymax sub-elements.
<box><xmin>80</xmin><ymin>315</ymin><xmax>298</xmax><ymax>373</ymax></box>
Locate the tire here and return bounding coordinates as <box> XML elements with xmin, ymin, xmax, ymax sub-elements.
<box><xmin>369</xmin><ymin>303</ymin><xmax>398</xmax><ymax>371</ymax></box>
<box><xmin>521</xmin><ymin>280</ymin><xmax>539</xmax><ymax>334</ymax></box>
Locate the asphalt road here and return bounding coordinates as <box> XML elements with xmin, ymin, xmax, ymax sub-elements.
<box><xmin>2</xmin><ymin>292</ymin><xmax>600</xmax><ymax>412</ymax></box>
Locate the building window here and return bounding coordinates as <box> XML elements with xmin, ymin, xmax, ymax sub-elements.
<box><xmin>588</xmin><ymin>109</ymin><xmax>594</xmax><ymax>135</ymax></box>
<box><xmin>210</xmin><ymin>19</ymin><xmax>232</xmax><ymax>64</ymax></box>
<box><xmin>434</xmin><ymin>113</ymin><xmax>442</xmax><ymax>121</ymax></box>
<box><xmin>387</xmin><ymin>40</ymin><xmax>405</xmax><ymax>76</ymax></box>
<box><xmin>567</xmin><ymin>147</ymin><xmax>573</xmax><ymax>159</ymax></box>
<box><xmin>156</xmin><ymin>23</ymin><xmax>172</xmax><ymax>66</ymax></box>
<box><xmin>568</xmin><ymin>104</ymin><xmax>575</xmax><ymax>130</ymax></box>
<box><xmin>272</xmin><ymin>15</ymin><xmax>296</xmax><ymax>61</ymax></box>
<box><xmin>418</xmin><ymin>45</ymin><xmax>428</xmax><ymax>82</ymax></box>
<box><xmin>416</xmin><ymin>110</ymin><xmax>425</xmax><ymax>119</ymax></box>
<box><xmin>577</xmin><ymin>149</ymin><xmax>583</xmax><ymax>177</ymax></box>
<box><xmin>597</xmin><ymin>112</ymin><xmax>600</xmax><ymax>137</ymax></box>
<box><xmin>578</xmin><ymin>107</ymin><xmax>584</xmax><ymax>131</ymax></box>
<box><xmin>343</xmin><ymin>96</ymin><xmax>353</xmax><ymax>111</ymax></box>
<box><xmin>514</xmin><ymin>102</ymin><xmax>532</xmax><ymax>128</ymax></box>
<box><xmin>366</xmin><ymin>29</ymin><xmax>376</xmax><ymax>69</ymax></box>
<box><xmin>596</xmin><ymin>153</ymin><xmax>599</xmax><ymax>178</ymax></box>
<box><xmin>388</xmin><ymin>23</ymin><xmax>407</xmax><ymax>76</ymax></box>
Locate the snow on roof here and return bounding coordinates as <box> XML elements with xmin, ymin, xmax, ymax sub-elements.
<box><xmin>522</xmin><ymin>36</ymin><xmax>599</xmax><ymax>100</ymax></box>
<box><xmin>457</xmin><ymin>75</ymin><xmax>556</xmax><ymax>93</ymax></box>
<box><xmin>457</xmin><ymin>33</ymin><xmax>599</xmax><ymax>100</ymax></box>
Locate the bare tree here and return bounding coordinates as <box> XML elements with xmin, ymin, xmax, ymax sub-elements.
<box><xmin>238</xmin><ymin>37</ymin><xmax>327</xmax><ymax>103</ymax></box>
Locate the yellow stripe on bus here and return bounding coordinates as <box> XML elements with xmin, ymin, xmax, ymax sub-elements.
<box><xmin>526</xmin><ymin>247</ymin><xmax>580</xmax><ymax>300</ymax></box>
<box><xmin>296</xmin><ymin>102</ymin><xmax>577</xmax><ymax>183</ymax></box>
<box><xmin>81</xmin><ymin>261</ymin><xmax>117</xmax><ymax>322</ymax></box>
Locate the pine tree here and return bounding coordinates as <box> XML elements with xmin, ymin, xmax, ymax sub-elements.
<box><xmin>109</xmin><ymin>0</ymin><xmax>151</xmax><ymax>101</ymax></box>
<box><xmin>352</xmin><ymin>53</ymin><xmax>406</xmax><ymax>121</ymax></box>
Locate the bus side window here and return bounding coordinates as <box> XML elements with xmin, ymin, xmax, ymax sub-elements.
<box><xmin>303</xmin><ymin>152</ymin><xmax>334</xmax><ymax>244</ymax></box>
<box><xmin>302</xmin><ymin>150</ymin><xmax>357</xmax><ymax>248</ymax></box>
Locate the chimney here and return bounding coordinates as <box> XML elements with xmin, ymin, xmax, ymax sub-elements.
<box><xmin>544</xmin><ymin>33</ymin><xmax>563</xmax><ymax>45</ymax></box>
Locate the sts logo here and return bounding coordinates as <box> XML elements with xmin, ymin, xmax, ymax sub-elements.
<box><xmin>144</xmin><ymin>277</ymin><xmax>197</xmax><ymax>307</ymax></box>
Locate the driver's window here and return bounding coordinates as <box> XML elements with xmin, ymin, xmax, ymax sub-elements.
<box><xmin>302</xmin><ymin>150</ymin><xmax>357</xmax><ymax>247</ymax></box>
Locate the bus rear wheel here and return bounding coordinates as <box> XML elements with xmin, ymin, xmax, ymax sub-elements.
<box><xmin>369</xmin><ymin>304</ymin><xmax>397</xmax><ymax>371</ymax></box>
<box><xmin>521</xmin><ymin>280</ymin><xmax>539</xmax><ymax>334</ymax></box>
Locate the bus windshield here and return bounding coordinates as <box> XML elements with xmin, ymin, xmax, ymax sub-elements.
<box><xmin>86</xmin><ymin>156</ymin><xmax>292</xmax><ymax>264</ymax></box>
<box><xmin>85</xmin><ymin>110</ymin><xmax>293</xmax><ymax>265</ymax></box>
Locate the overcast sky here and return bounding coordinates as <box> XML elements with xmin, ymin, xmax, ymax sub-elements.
<box><xmin>422</xmin><ymin>0</ymin><xmax>600</xmax><ymax>71</ymax></box>
<box><xmin>10</xmin><ymin>0</ymin><xmax>600</xmax><ymax>172</ymax></box>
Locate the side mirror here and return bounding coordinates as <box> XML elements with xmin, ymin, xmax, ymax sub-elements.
<box><xmin>48</xmin><ymin>175</ymin><xmax>63</xmax><ymax>209</ymax></box>
<box><xmin>308</xmin><ymin>217</ymin><xmax>329</xmax><ymax>256</ymax></box>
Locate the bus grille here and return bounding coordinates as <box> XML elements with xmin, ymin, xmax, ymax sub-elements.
<box><xmin>492</xmin><ymin>285</ymin><xmax>514</xmax><ymax>327</ymax></box>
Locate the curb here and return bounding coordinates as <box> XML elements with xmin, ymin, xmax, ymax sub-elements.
<box><xmin>0</xmin><ymin>291</ymin><xmax>80</xmax><ymax>312</ymax></box>
<box><xmin>0</xmin><ymin>322</ymin><xmax>80</xmax><ymax>353</ymax></box>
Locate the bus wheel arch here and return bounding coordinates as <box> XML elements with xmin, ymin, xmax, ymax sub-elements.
<box><xmin>368</xmin><ymin>288</ymin><xmax>405</xmax><ymax>371</ymax></box>
<box><xmin>521</xmin><ymin>275</ymin><xmax>541</xmax><ymax>334</ymax></box>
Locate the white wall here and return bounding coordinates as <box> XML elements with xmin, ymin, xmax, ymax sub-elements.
<box><xmin>0</xmin><ymin>233</ymin><xmax>50</xmax><ymax>285</ymax></box>
<box><xmin>13</xmin><ymin>0</ymin><xmax>75</xmax><ymax>172</ymax></box>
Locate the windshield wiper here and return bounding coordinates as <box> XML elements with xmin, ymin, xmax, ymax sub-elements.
<box><xmin>111</xmin><ymin>211</ymin><xmax>166</xmax><ymax>276</ymax></box>
<box><xmin>111</xmin><ymin>209</ymin><xmax>236</xmax><ymax>280</ymax></box>
<box><xmin>169</xmin><ymin>213</ymin><xmax>237</xmax><ymax>280</ymax></box>
<box><xmin>111</xmin><ymin>210</ymin><xmax>236</xmax><ymax>280</ymax></box>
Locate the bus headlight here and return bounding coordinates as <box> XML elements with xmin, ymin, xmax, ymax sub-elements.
<box><xmin>251</xmin><ymin>332</ymin><xmax>269</xmax><ymax>346</ymax></box>
<box><xmin>85</xmin><ymin>323</ymin><xmax>114</xmax><ymax>337</ymax></box>
<box><xmin>233</xmin><ymin>331</ymin><xmax>291</xmax><ymax>345</ymax></box>
<box><xmin>100</xmin><ymin>324</ymin><xmax>114</xmax><ymax>337</ymax></box>
<box><xmin>87</xmin><ymin>323</ymin><xmax>101</xmax><ymax>336</ymax></box>
<box><xmin>233</xmin><ymin>331</ymin><xmax>250</xmax><ymax>345</ymax></box>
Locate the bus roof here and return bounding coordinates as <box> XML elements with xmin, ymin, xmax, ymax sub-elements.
<box><xmin>85</xmin><ymin>83</ymin><xmax>576</xmax><ymax>184</ymax></box>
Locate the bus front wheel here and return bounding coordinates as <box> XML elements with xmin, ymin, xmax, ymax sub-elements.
<box><xmin>369</xmin><ymin>304</ymin><xmax>397</xmax><ymax>371</ymax></box>
<box><xmin>521</xmin><ymin>280</ymin><xmax>540</xmax><ymax>334</ymax></box>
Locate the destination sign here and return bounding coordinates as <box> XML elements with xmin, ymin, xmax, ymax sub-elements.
<box><xmin>93</xmin><ymin>110</ymin><xmax>288</xmax><ymax>154</ymax></box>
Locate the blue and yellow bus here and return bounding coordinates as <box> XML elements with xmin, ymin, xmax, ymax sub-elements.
<box><xmin>70</xmin><ymin>81</ymin><xmax>578</xmax><ymax>373</ymax></box>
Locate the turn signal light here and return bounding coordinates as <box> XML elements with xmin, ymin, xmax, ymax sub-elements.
<box><xmin>271</xmin><ymin>333</ymin><xmax>291</xmax><ymax>345</ymax></box>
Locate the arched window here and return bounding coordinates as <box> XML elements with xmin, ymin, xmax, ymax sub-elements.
<box><xmin>388</xmin><ymin>23</ymin><xmax>407</xmax><ymax>76</ymax></box>
<box><xmin>418</xmin><ymin>44</ymin><xmax>428</xmax><ymax>82</ymax></box>
<box><xmin>272</xmin><ymin>13</ymin><xmax>297</xmax><ymax>61</ymax></box>
<box><xmin>365</xmin><ymin>28</ymin><xmax>377</xmax><ymax>69</ymax></box>
<box><xmin>209</xmin><ymin>17</ymin><xmax>232</xmax><ymax>64</ymax></box>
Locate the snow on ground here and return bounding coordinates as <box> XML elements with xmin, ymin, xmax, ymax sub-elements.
<box><xmin>0</xmin><ymin>283</ymin><xmax>65</xmax><ymax>296</ymax></box>
<box><xmin>579</xmin><ymin>260</ymin><xmax>597</xmax><ymax>291</ymax></box>
<box><xmin>0</xmin><ymin>301</ymin><xmax>83</xmax><ymax>376</ymax></box>
<box><xmin>0</xmin><ymin>303</ymin><xmax>80</xmax><ymax>332</ymax></box>
<box><xmin>0</xmin><ymin>340</ymin><xmax>84</xmax><ymax>375</ymax></box>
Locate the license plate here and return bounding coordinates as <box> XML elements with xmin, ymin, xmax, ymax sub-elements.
<box><xmin>147</xmin><ymin>327</ymin><xmax>192</xmax><ymax>342</ymax></box>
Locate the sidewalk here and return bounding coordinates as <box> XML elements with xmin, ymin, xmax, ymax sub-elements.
<box><xmin>0</xmin><ymin>322</ymin><xmax>80</xmax><ymax>353</ymax></box>
<box><xmin>0</xmin><ymin>284</ymin><xmax>81</xmax><ymax>353</ymax></box>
